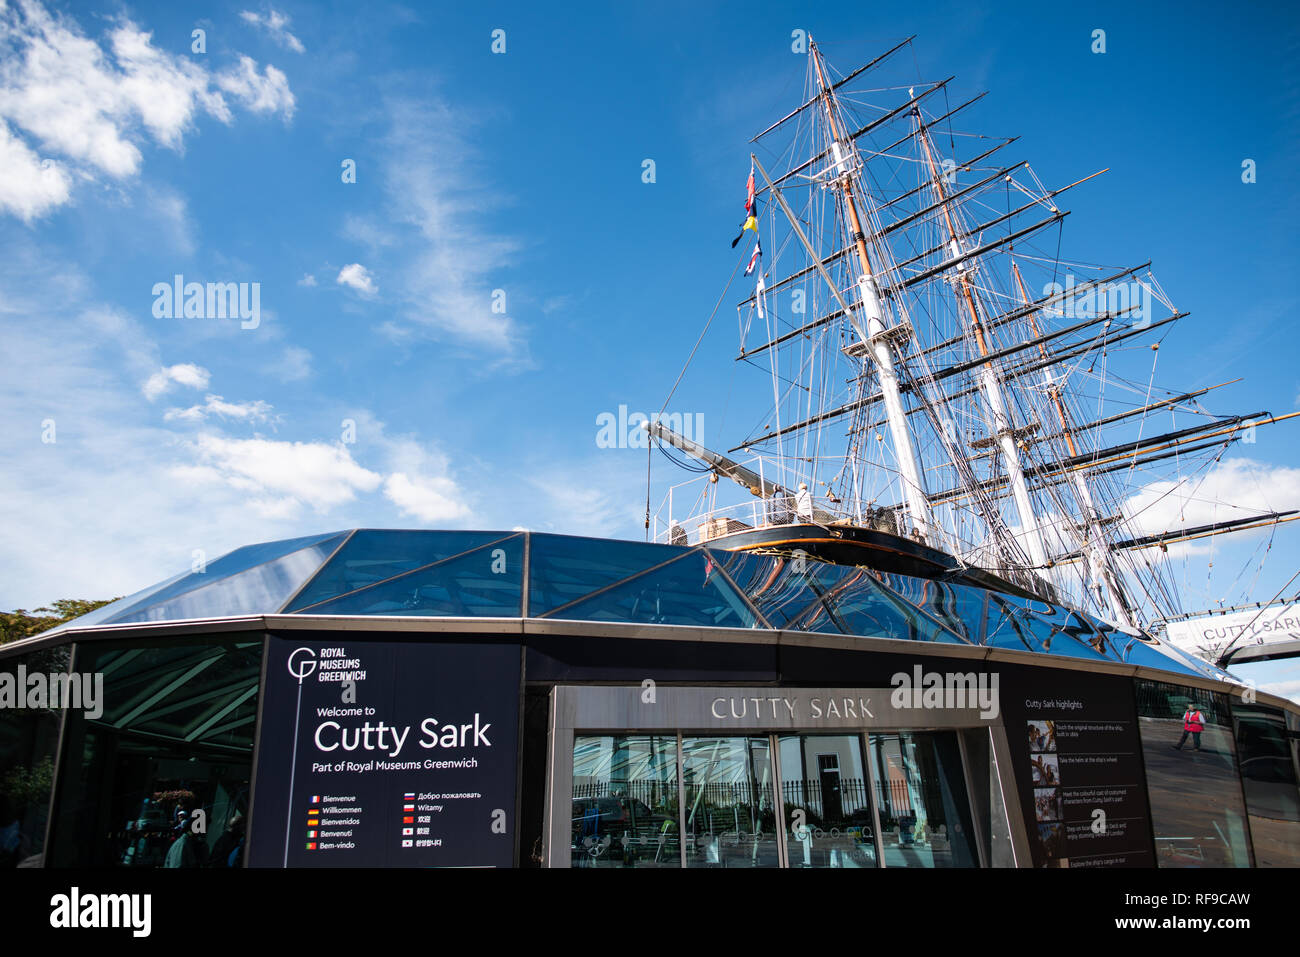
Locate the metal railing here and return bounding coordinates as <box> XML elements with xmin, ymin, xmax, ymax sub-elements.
<box><xmin>572</xmin><ymin>777</ymin><xmax>923</xmax><ymax>821</ymax></box>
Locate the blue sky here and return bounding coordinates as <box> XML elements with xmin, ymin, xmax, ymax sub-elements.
<box><xmin>1</xmin><ymin>0</ymin><xmax>1298</xmax><ymax>685</ymax></box>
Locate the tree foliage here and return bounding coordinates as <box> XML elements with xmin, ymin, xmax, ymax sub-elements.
<box><xmin>0</xmin><ymin>598</ymin><xmax>119</xmax><ymax>646</ymax></box>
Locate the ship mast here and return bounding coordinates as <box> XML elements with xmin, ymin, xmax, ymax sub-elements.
<box><xmin>1010</xmin><ymin>262</ymin><xmax>1138</xmax><ymax>629</ymax></box>
<box><xmin>808</xmin><ymin>39</ymin><xmax>934</xmax><ymax>544</ymax></box>
<box><xmin>911</xmin><ymin>98</ymin><xmax>1054</xmax><ymax>584</ymax></box>
<box><xmin>649</xmin><ymin>36</ymin><xmax>1300</xmax><ymax>635</ymax></box>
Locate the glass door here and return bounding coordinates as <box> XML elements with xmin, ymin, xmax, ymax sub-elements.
<box><xmin>681</xmin><ymin>736</ymin><xmax>780</xmax><ymax>867</ymax></box>
<box><xmin>869</xmin><ymin>730</ymin><xmax>979</xmax><ymax>867</ymax></box>
<box><xmin>778</xmin><ymin>734</ymin><xmax>879</xmax><ymax>868</ymax></box>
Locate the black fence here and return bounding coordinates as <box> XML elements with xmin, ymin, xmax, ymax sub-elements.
<box><xmin>572</xmin><ymin>777</ymin><xmax>918</xmax><ymax>818</ymax></box>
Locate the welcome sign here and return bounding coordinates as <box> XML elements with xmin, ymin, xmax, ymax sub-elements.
<box><xmin>248</xmin><ymin>637</ymin><xmax>520</xmax><ymax>867</ymax></box>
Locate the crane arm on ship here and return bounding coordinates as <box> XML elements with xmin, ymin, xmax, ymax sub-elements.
<box><xmin>645</xmin><ymin>421</ymin><xmax>838</xmax><ymax>524</ymax></box>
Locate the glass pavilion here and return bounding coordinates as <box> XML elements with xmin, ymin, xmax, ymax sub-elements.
<box><xmin>2</xmin><ymin>530</ymin><xmax>1297</xmax><ymax>869</ymax></box>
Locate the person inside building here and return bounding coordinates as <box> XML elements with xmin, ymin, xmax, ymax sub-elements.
<box><xmin>1173</xmin><ymin>702</ymin><xmax>1205</xmax><ymax>752</ymax></box>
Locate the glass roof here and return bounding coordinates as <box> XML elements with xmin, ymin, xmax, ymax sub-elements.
<box><xmin>45</xmin><ymin>529</ymin><xmax>1215</xmax><ymax>679</ymax></box>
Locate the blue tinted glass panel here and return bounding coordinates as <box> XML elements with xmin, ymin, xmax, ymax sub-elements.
<box><xmin>42</xmin><ymin>570</ymin><xmax>193</xmax><ymax>634</ymax></box>
<box><xmin>98</xmin><ymin>531</ymin><xmax>347</xmax><ymax>624</ymax></box>
<box><xmin>286</xmin><ymin>530</ymin><xmax>510</xmax><ymax>612</ymax></box>
<box><xmin>1139</xmin><ymin>639</ymin><xmax>1233</xmax><ymax>681</ymax></box>
<box><xmin>118</xmin><ymin>535</ymin><xmax>348</xmax><ymax>622</ymax></box>
<box><xmin>1090</xmin><ymin>617</ymin><xmax>1198</xmax><ymax>675</ymax></box>
<box><xmin>791</xmin><ymin>565</ymin><xmax>967</xmax><ymax>644</ymax></box>
<box><xmin>542</xmin><ymin>551</ymin><xmax>759</xmax><ymax>629</ymax></box>
<box><xmin>881</xmin><ymin>573</ymin><xmax>988</xmax><ymax>643</ymax></box>
<box><xmin>713</xmin><ymin>551</ymin><xmax>825</xmax><ymax>628</ymax></box>
<box><xmin>528</xmin><ymin>534</ymin><xmax>693</xmax><ymax>617</ymax></box>
<box><xmin>984</xmin><ymin>595</ymin><xmax>1110</xmax><ymax>660</ymax></box>
<box><xmin>292</xmin><ymin>534</ymin><xmax>523</xmax><ymax>617</ymax></box>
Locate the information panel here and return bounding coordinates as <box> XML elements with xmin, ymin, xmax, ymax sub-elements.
<box><xmin>1002</xmin><ymin>667</ymin><xmax>1154</xmax><ymax>868</ymax></box>
<box><xmin>248</xmin><ymin>636</ymin><xmax>520</xmax><ymax>867</ymax></box>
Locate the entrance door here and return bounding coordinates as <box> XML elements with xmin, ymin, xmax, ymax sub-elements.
<box><xmin>778</xmin><ymin>735</ymin><xmax>877</xmax><ymax>868</ymax></box>
<box><xmin>818</xmin><ymin>754</ymin><xmax>843</xmax><ymax>821</ymax></box>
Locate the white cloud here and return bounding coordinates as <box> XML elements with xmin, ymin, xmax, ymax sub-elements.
<box><xmin>336</xmin><ymin>262</ymin><xmax>377</xmax><ymax>296</ymax></box>
<box><xmin>297</xmin><ymin>273</ymin><xmax>317</xmax><ymax>287</ymax></box>
<box><xmin>142</xmin><ymin>362</ymin><xmax>210</xmax><ymax>400</ymax></box>
<box><xmin>369</xmin><ymin>434</ymin><xmax>469</xmax><ymax>522</ymax></box>
<box><xmin>1122</xmin><ymin>458</ymin><xmax>1300</xmax><ymax>557</ymax></box>
<box><xmin>0</xmin><ymin>119</ymin><xmax>70</xmax><ymax>220</ymax></box>
<box><xmin>240</xmin><ymin>9</ymin><xmax>305</xmax><ymax>54</ymax></box>
<box><xmin>0</xmin><ymin>0</ymin><xmax>294</xmax><ymax>217</ymax></box>
<box><xmin>164</xmin><ymin>394</ymin><xmax>275</xmax><ymax>424</ymax></box>
<box><xmin>215</xmin><ymin>55</ymin><xmax>294</xmax><ymax>119</ymax></box>
<box><xmin>384</xmin><ymin>472</ymin><xmax>468</xmax><ymax>522</ymax></box>
<box><xmin>343</xmin><ymin>214</ymin><xmax>397</xmax><ymax>250</ymax></box>
<box><xmin>507</xmin><ymin>457</ymin><xmax>644</xmax><ymax>538</ymax></box>
<box><xmin>276</xmin><ymin>345</ymin><xmax>312</xmax><ymax>381</ymax></box>
<box><xmin>348</xmin><ymin>98</ymin><xmax>529</xmax><ymax>363</ymax></box>
<box><xmin>144</xmin><ymin>186</ymin><xmax>197</xmax><ymax>256</ymax></box>
<box><xmin>174</xmin><ymin>434</ymin><xmax>382</xmax><ymax>515</ymax></box>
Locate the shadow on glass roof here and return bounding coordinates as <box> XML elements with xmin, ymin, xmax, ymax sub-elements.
<box><xmin>46</xmin><ymin>529</ymin><xmax>1225</xmax><ymax>681</ymax></box>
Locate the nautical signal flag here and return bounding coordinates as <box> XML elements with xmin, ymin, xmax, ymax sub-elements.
<box><xmin>756</xmin><ymin>272</ymin><xmax>767</xmax><ymax>320</ymax></box>
<box><xmin>745</xmin><ymin>238</ymin><xmax>762</xmax><ymax>277</ymax></box>
<box><xmin>731</xmin><ymin>161</ymin><xmax>759</xmax><ymax>248</ymax></box>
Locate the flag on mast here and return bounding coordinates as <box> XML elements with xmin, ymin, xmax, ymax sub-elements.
<box><xmin>745</xmin><ymin>237</ymin><xmax>761</xmax><ymax>276</ymax></box>
<box><xmin>755</xmin><ymin>272</ymin><xmax>767</xmax><ymax>319</ymax></box>
<box><xmin>730</xmin><ymin>162</ymin><xmax>759</xmax><ymax>247</ymax></box>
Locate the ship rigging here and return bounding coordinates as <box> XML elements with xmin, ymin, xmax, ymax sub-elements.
<box><xmin>645</xmin><ymin>36</ymin><xmax>1299</xmax><ymax>638</ymax></box>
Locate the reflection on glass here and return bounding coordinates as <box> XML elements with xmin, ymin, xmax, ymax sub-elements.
<box><xmin>1135</xmin><ymin>680</ymin><xmax>1250</xmax><ymax>866</ymax></box>
<box><xmin>292</xmin><ymin>534</ymin><xmax>523</xmax><ymax>617</ymax></box>
<box><xmin>528</xmin><ymin>534</ymin><xmax>694</xmax><ymax>616</ymax></box>
<box><xmin>868</xmin><ymin>731</ymin><xmax>978</xmax><ymax>867</ymax></box>
<box><xmin>716</xmin><ymin>551</ymin><xmax>826</xmax><ymax>628</ymax></box>
<box><xmin>49</xmin><ymin>639</ymin><xmax>261</xmax><ymax>868</ymax></box>
<box><xmin>682</xmin><ymin>737</ymin><xmax>779</xmax><ymax>867</ymax></box>
<box><xmin>881</xmin><ymin>574</ymin><xmax>988</xmax><ymax>644</ymax></box>
<box><xmin>778</xmin><ymin>734</ymin><xmax>877</xmax><ymax>868</ymax></box>
<box><xmin>0</xmin><ymin>646</ymin><xmax>68</xmax><ymax>867</ymax></box>
<box><xmin>104</xmin><ymin>531</ymin><xmax>347</xmax><ymax>624</ymax></box>
<box><xmin>543</xmin><ymin>551</ymin><xmax>759</xmax><ymax>629</ymax></box>
<box><xmin>571</xmin><ymin>735</ymin><xmax>679</xmax><ymax>868</ymax></box>
<box><xmin>286</xmin><ymin>530</ymin><xmax>511</xmax><ymax>611</ymax></box>
<box><xmin>128</xmin><ymin>537</ymin><xmax>348</xmax><ymax>622</ymax></box>
<box><xmin>791</xmin><ymin>566</ymin><xmax>966</xmax><ymax>644</ymax></box>
<box><xmin>1231</xmin><ymin>700</ymin><xmax>1300</xmax><ymax>867</ymax></box>
<box><xmin>984</xmin><ymin>595</ymin><xmax>1110</xmax><ymax>660</ymax></box>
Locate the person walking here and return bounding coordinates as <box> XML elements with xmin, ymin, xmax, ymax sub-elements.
<box><xmin>1173</xmin><ymin>703</ymin><xmax>1205</xmax><ymax>751</ymax></box>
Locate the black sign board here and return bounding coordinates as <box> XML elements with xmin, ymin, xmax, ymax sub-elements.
<box><xmin>1001</xmin><ymin>666</ymin><xmax>1154</xmax><ymax>867</ymax></box>
<box><xmin>248</xmin><ymin>636</ymin><xmax>520</xmax><ymax>867</ymax></box>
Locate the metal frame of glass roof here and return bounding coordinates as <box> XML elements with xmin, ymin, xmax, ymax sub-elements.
<box><xmin>43</xmin><ymin>529</ymin><xmax>1231</xmax><ymax>682</ymax></box>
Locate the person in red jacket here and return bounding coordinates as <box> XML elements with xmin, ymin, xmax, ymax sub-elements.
<box><xmin>1173</xmin><ymin>704</ymin><xmax>1205</xmax><ymax>751</ymax></box>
